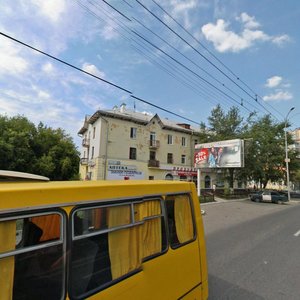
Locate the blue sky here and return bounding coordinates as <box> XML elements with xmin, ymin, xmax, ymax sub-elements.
<box><xmin>1</xmin><ymin>0</ymin><xmax>299</xmax><ymax>147</ymax></box>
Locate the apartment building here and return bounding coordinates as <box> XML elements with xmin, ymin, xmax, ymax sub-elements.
<box><xmin>291</xmin><ymin>127</ymin><xmax>300</xmax><ymax>158</ymax></box>
<box><xmin>78</xmin><ymin>104</ymin><xmax>203</xmax><ymax>182</ymax></box>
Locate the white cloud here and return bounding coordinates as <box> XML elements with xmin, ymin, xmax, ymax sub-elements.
<box><xmin>265</xmin><ymin>76</ymin><xmax>282</xmax><ymax>88</ymax></box>
<box><xmin>31</xmin><ymin>0</ymin><xmax>66</xmax><ymax>23</ymax></box>
<box><xmin>82</xmin><ymin>63</ymin><xmax>105</xmax><ymax>78</ymax></box>
<box><xmin>100</xmin><ymin>24</ymin><xmax>119</xmax><ymax>40</ymax></box>
<box><xmin>237</xmin><ymin>12</ymin><xmax>260</xmax><ymax>29</ymax></box>
<box><xmin>272</xmin><ymin>34</ymin><xmax>290</xmax><ymax>46</ymax></box>
<box><xmin>263</xmin><ymin>90</ymin><xmax>293</xmax><ymax>102</ymax></box>
<box><xmin>167</xmin><ymin>0</ymin><xmax>198</xmax><ymax>29</ymax></box>
<box><xmin>0</xmin><ymin>38</ymin><xmax>29</xmax><ymax>75</ymax></box>
<box><xmin>42</xmin><ymin>62</ymin><xmax>55</xmax><ymax>74</ymax></box>
<box><xmin>202</xmin><ymin>13</ymin><xmax>290</xmax><ymax>53</ymax></box>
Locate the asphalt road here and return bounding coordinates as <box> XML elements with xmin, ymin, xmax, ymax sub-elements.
<box><xmin>201</xmin><ymin>200</ymin><xmax>300</xmax><ymax>300</ymax></box>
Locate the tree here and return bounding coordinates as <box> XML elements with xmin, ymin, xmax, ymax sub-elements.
<box><xmin>237</xmin><ymin>115</ymin><xmax>299</xmax><ymax>188</ymax></box>
<box><xmin>204</xmin><ymin>105</ymin><xmax>253</xmax><ymax>188</ymax></box>
<box><xmin>0</xmin><ymin>115</ymin><xmax>80</xmax><ymax>180</ymax></box>
<box><xmin>0</xmin><ymin>115</ymin><xmax>37</xmax><ymax>172</ymax></box>
<box><xmin>200</xmin><ymin>105</ymin><xmax>298</xmax><ymax>189</ymax></box>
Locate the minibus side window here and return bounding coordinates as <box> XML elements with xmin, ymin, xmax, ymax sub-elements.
<box><xmin>165</xmin><ymin>194</ymin><xmax>195</xmax><ymax>248</ymax></box>
<box><xmin>0</xmin><ymin>212</ymin><xmax>65</xmax><ymax>300</ymax></box>
<box><xmin>70</xmin><ymin>199</ymin><xmax>166</xmax><ymax>299</ymax></box>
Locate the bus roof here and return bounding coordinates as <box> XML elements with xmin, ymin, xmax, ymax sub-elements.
<box><xmin>0</xmin><ymin>170</ymin><xmax>49</xmax><ymax>182</ymax></box>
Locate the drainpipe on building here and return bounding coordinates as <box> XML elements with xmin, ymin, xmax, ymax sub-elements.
<box><xmin>101</xmin><ymin>117</ymin><xmax>109</xmax><ymax>180</ymax></box>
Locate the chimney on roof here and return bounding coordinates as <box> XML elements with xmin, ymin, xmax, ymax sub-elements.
<box><xmin>120</xmin><ymin>103</ymin><xmax>126</xmax><ymax>113</ymax></box>
<box><xmin>177</xmin><ymin>123</ymin><xmax>191</xmax><ymax>129</ymax></box>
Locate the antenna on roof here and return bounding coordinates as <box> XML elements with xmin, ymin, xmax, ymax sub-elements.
<box><xmin>134</xmin><ymin>100</ymin><xmax>136</xmax><ymax>112</ymax></box>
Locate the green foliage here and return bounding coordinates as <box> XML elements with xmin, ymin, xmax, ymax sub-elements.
<box><xmin>0</xmin><ymin>115</ymin><xmax>80</xmax><ymax>180</ymax></box>
<box><xmin>201</xmin><ymin>106</ymin><xmax>298</xmax><ymax>188</ymax></box>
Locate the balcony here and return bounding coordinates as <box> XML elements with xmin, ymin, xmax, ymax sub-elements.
<box><xmin>80</xmin><ymin>158</ymin><xmax>88</xmax><ymax>165</ymax></box>
<box><xmin>148</xmin><ymin>159</ymin><xmax>160</xmax><ymax>168</ymax></box>
<box><xmin>149</xmin><ymin>140</ymin><xmax>160</xmax><ymax>149</ymax></box>
<box><xmin>82</xmin><ymin>138</ymin><xmax>90</xmax><ymax>147</ymax></box>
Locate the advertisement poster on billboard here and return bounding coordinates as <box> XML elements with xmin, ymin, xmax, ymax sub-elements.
<box><xmin>194</xmin><ymin>139</ymin><xmax>244</xmax><ymax>168</ymax></box>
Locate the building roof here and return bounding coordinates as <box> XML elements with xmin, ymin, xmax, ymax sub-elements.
<box><xmin>78</xmin><ymin>105</ymin><xmax>201</xmax><ymax>135</ymax></box>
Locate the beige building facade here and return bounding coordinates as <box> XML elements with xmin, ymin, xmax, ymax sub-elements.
<box><xmin>78</xmin><ymin>104</ymin><xmax>216</xmax><ymax>185</ymax></box>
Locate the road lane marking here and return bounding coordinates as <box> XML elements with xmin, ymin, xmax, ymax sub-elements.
<box><xmin>294</xmin><ymin>230</ymin><xmax>300</xmax><ymax>237</ymax></box>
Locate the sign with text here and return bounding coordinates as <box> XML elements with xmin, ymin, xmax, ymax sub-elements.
<box><xmin>107</xmin><ymin>160</ymin><xmax>144</xmax><ymax>179</ymax></box>
<box><xmin>194</xmin><ymin>139</ymin><xmax>244</xmax><ymax>168</ymax></box>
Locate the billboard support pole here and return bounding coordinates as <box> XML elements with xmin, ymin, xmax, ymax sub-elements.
<box><xmin>197</xmin><ymin>169</ymin><xmax>201</xmax><ymax>197</ymax></box>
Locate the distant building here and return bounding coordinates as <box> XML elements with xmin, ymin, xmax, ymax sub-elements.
<box><xmin>291</xmin><ymin>127</ymin><xmax>300</xmax><ymax>158</ymax></box>
<box><xmin>78</xmin><ymin>104</ymin><xmax>207</xmax><ymax>183</ymax></box>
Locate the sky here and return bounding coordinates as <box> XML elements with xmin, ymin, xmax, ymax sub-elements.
<box><xmin>1</xmin><ymin>0</ymin><xmax>299</xmax><ymax>147</ymax></box>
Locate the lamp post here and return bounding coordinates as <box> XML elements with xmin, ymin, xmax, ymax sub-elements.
<box><xmin>284</xmin><ymin>107</ymin><xmax>295</xmax><ymax>201</ymax></box>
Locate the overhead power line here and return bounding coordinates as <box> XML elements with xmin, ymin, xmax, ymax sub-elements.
<box><xmin>135</xmin><ymin>0</ymin><xmax>277</xmax><ymax>119</ymax></box>
<box><xmin>132</xmin><ymin>30</ymin><xmax>252</xmax><ymax>113</ymax></box>
<box><xmin>151</xmin><ymin>0</ymin><xmax>284</xmax><ymax>120</ymax></box>
<box><xmin>0</xmin><ymin>32</ymin><xmax>132</xmax><ymax>94</ymax></box>
<box><xmin>131</xmin><ymin>95</ymin><xmax>201</xmax><ymax>125</ymax></box>
<box><xmin>89</xmin><ymin>0</ymin><xmax>260</xmax><ymax>116</ymax></box>
<box><xmin>1</xmin><ymin>30</ymin><xmax>203</xmax><ymax>126</ymax></box>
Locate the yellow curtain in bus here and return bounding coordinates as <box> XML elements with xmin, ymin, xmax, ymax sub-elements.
<box><xmin>0</xmin><ymin>220</ymin><xmax>16</xmax><ymax>300</ymax></box>
<box><xmin>174</xmin><ymin>195</ymin><xmax>194</xmax><ymax>243</ymax></box>
<box><xmin>108</xmin><ymin>206</ymin><xmax>141</xmax><ymax>279</ymax></box>
<box><xmin>31</xmin><ymin>214</ymin><xmax>60</xmax><ymax>241</ymax></box>
<box><xmin>138</xmin><ymin>201</ymin><xmax>162</xmax><ymax>258</ymax></box>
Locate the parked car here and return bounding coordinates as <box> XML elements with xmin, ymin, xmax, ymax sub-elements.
<box><xmin>250</xmin><ymin>190</ymin><xmax>288</xmax><ymax>204</ymax></box>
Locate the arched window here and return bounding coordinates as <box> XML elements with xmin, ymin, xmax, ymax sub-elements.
<box><xmin>165</xmin><ymin>174</ymin><xmax>173</xmax><ymax>181</ymax></box>
<box><xmin>204</xmin><ymin>175</ymin><xmax>211</xmax><ymax>188</ymax></box>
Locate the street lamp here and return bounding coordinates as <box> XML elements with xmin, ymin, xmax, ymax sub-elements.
<box><xmin>284</xmin><ymin>107</ymin><xmax>295</xmax><ymax>201</ymax></box>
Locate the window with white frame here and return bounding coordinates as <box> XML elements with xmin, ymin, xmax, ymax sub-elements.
<box><xmin>130</xmin><ymin>127</ymin><xmax>137</xmax><ymax>139</ymax></box>
<box><xmin>182</xmin><ymin>137</ymin><xmax>186</xmax><ymax>147</ymax></box>
<box><xmin>167</xmin><ymin>135</ymin><xmax>173</xmax><ymax>145</ymax></box>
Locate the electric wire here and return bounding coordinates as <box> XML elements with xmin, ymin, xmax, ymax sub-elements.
<box><xmin>0</xmin><ymin>31</ymin><xmax>132</xmax><ymax>94</ymax></box>
<box><xmin>0</xmin><ymin>30</ymin><xmax>205</xmax><ymax>126</ymax></box>
<box><xmin>135</xmin><ymin>0</ymin><xmax>277</xmax><ymax>118</ymax></box>
<box><xmin>90</xmin><ymin>0</ymin><xmax>260</xmax><ymax>116</ymax></box>
<box><xmin>131</xmin><ymin>40</ymin><xmax>226</xmax><ymax>108</ymax></box>
<box><xmin>132</xmin><ymin>16</ymin><xmax>263</xmax><ymax>112</ymax></box>
<box><xmin>131</xmin><ymin>95</ymin><xmax>201</xmax><ymax>125</ymax></box>
<box><xmin>152</xmin><ymin>0</ymin><xmax>285</xmax><ymax>120</ymax></box>
<box><xmin>81</xmin><ymin>0</ymin><xmax>243</xmax><ymax>111</ymax></box>
<box><xmin>100</xmin><ymin>0</ymin><xmax>131</xmax><ymax>21</ymax></box>
<box><xmin>132</xmin><ymin>30</ymin><xmax>252</xmax><ymax>113</ymax></box>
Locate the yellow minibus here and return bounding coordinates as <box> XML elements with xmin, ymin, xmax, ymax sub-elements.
<box><xmin>0</xmin><ymin>173</ymin><xmax>208</xmax><ymax>300</ymax></box>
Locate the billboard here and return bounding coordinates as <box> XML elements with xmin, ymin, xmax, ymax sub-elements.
<box><xmin>194</xmin><ymin>139</ymin><xmax>244</xmax><ymax>168</ymax></box>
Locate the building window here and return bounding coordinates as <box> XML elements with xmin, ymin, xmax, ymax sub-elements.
<box><xmin>150</xmin><ymin>151</ymin><xmax>156</xmax><ymax>160</ymax></box>
<box><xmin>205</xmin><ymin>175</ymin><xmax>211</xmax><ymax>188</ymax></box>
<box><xmin>150</xmin><ymin>132</ymin><xmax>156</xmax><ymax>147</ymax></box>
<box><xmin>167</xmin><ymin>135</ymin><xmax>173</xmax><ymax>145</ymax></box>
<box><xmin>129</xmin><ymin>147</ymin><xmax>137</xmax><ymax>160</ymax></box>
<box><xmin>181</xmin><ymin>155</ymin><xmax>186</xmax><ymax>164</ymax></box>
<box><xmin>130</xmin><ymin>127</ymin><xmax>137</xmax><ymax>139</ymax></box>
<box><xmin>167</xmin><ymin>153</ymin><xmax>173</xmax><ymax>164</ymax></box>
<box><xmin>182</xmin><ymin>137</ymin><xmax>186</xmax><ymax>147</ymax></box>
<box><xmin>93</xmin><ymin>127</ymin><xmax>96</xmax><ymax>139</ymax></box>
<box><xmin>91</xmin><ymin>146</ymin><xmax>94</xmax><ymax>159</ymax></box>
<box><xmin>165</xmin><ymin>174</ymin><xmax>173</xmax><ymax>180</ymax></box>
<box><xmin>149</xmin><ymin>176</ymin><xmax>154</xmax><ymax>180</ymax></box>
<box><xmin>194</xmin><ymin>139</ymin><xmax>198</xmax><ymax>145</ymax></box>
